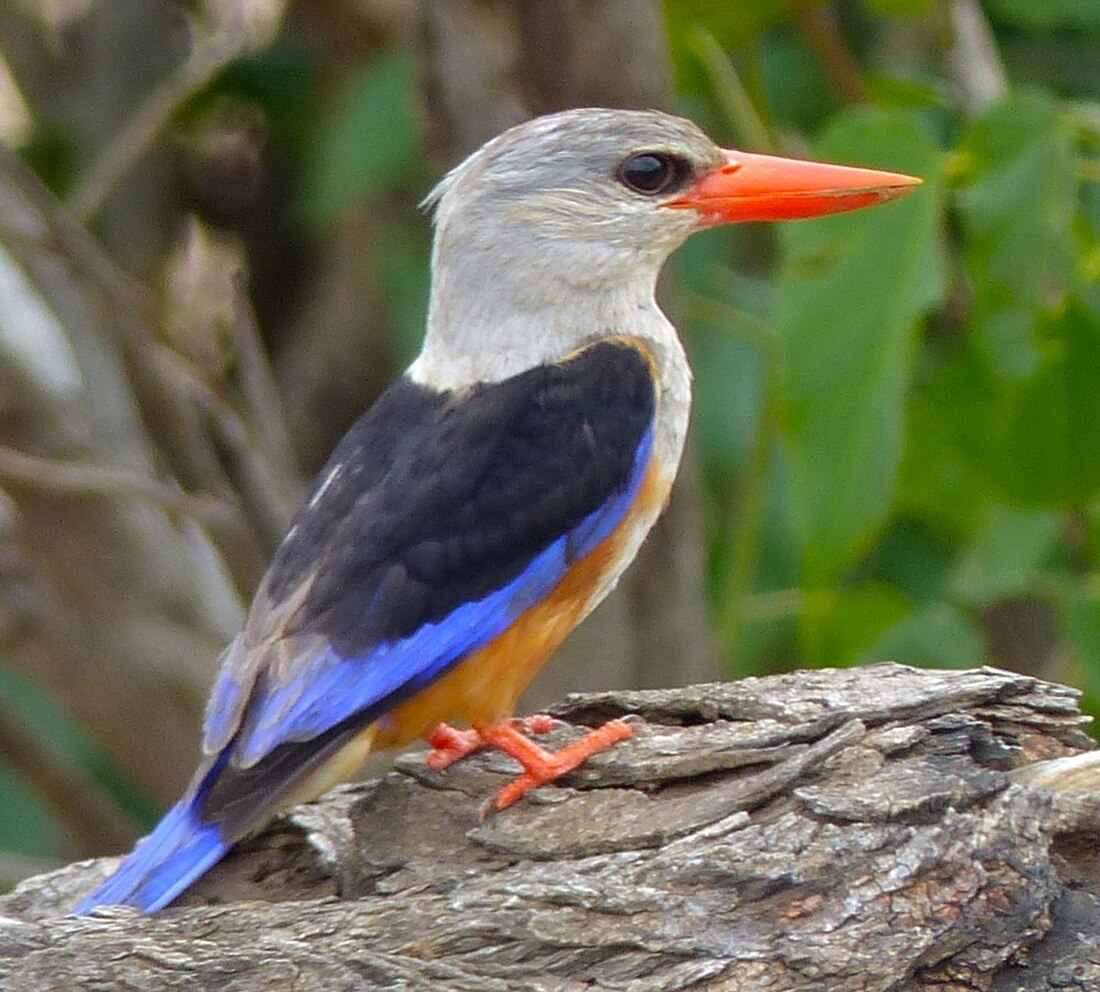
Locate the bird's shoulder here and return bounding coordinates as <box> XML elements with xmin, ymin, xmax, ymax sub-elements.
<box><xmin>261</xmin><ymin>336</ymin><xmax>654</xmax><ymax>638</ymax></box>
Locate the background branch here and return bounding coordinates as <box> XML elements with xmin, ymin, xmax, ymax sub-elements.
<box><xmin>947</xmin><ymin>0</ymin><xmax>1009</xmax><ymax>115</ymax></box>
<box><xmin>67</xmin><ymin>10</ymin><xmax>249</xmax><ymax>223</ymax></box>
<box><xmin>787</xmin><ymin>0</ymin><xmax>866</xmax><ymax>105</ymax></box>
<box><xmin>0</xmin><ymin>444</ymin><xmax>236</xmax><ymax>525</ymax></box>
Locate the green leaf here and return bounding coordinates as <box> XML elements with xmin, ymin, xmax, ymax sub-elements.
<box><xmin>759</xmin><ymin>28</ymin><xmax>837</xmax><ymax>132</ymax></box>
<box><xmin>873</xmin><ymin>518</ymin><xmax>954</xmax><ymax>604</ymax></box>
<box><xmin>750</xmin><ymin>447</ymin><xmax>802</xmax><ymax>595</ymax></box>
<box><xmin>860</xmin><ymin>0</ymin><xmax>935</xmax><ymax>17</ymax></box>
<box><xmin>951</xmin><ymin>506</ymin><xmax>1063</xmax><ymax>606</ymax></box>
<box><xmin>800</xmin><ymin>582</ymin><xmax>911</xmax><ymax>668</ymax></box>
<box><xmin>376</xmin><ymin>214</ymin><xmax>431</xmax><ymax>367</ymax></box>
<box><xmin>945</xmin><ymin>301</ymin><xmax>1100</xmax><ymax>507</ymax></box>
<box><xmin>664</xmin><ymin>0</ymin><xmax>787</xmax><ymax>49</ymax></box>
<box><xmin>856</xmin><ymin>603</ymin><xmax>986</xmax><ymax>669</ymax></box>
<box><xmin>864</xmin><ymin>75</ymin><xmax>953</xmax><ymax>115</ymax></box>
<box><xmin>677</xmin><ymin>230</ymin><xmax>775</xmax><ymax>475</ymax></box>
<box><xmin>1068</xmin><ymin>593</ymin><xmax>1100</xmax><ymax>700</ymax></box>
<box><xmin>776</xmin><ymin>108</ymin><xmax>945</xmax><ymax>584</ymax></box>
<box><xmin>916</xmin><ymin>93</ymin><xmax>1098</xmax><ymax>508</ymax></box>
<box><xmin>957</xmin><ymin>92</ymin><xmax>1077</xmax><ymax>375</ymax></box>
<box><xmin>986</xmin><ymin>0</ymin><xmax>1100</xmax><ymax>31</ymax></box>
<box><xmin>0</xmin><ymin>661</ymin><xmax>156</xmax><ymax>833</ymax></box>
<box><xmin>0</xmin><ymin>762</ymin><xmax>58</xmax><ymax>860</ymax></box>
<box><xmin>896</xmin><ymin>378</ymin><xmax>993</xmax><ymax>537</ymax></box>
<box><xmin>211</xmin><ymin>43</ymin><xmax>322</xmax><ymax>155</ymax></box>
<box><xmin>688</xmin><ymin>325</ymin><xmax>767</xmax><ymax>473</ymax></box>
<box><xmin>1089</xmin><ymin>506</ymin><xmax>1100</xmax><ymax>567</ymax></box>
<box><xmin>298</xmin><ymin>49</ymin><xmax>419</xmax><ymax>228</ymax></box>
<box><xmin>992</xmin><ymin>302</ymin><xmax>1100</xmax><ymax>504</ymax></box>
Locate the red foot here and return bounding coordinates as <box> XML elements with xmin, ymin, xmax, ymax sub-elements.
<box><xmin>484</xmin><ymin>719</ymin><xmax>634</xmax><ymax>812</ymax></box>
<box><xmin>423</xmin><ymin>716</ymin><xmax>634</xmax><ymax>812</ymax></box>
<box><xmin>424</xmin><ymin>715</ymin><xmax>556</xmax><ymax>771</ymax></box>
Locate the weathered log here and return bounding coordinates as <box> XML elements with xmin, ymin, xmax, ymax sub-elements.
<box><xmin>2</xmin><ymin>664</ymin><xmax>1099</xmax><ymax>991</ymax></box>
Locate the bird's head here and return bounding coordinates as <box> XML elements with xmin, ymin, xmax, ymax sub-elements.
<box><xmin>415</xmin><ymin>108</ymin><xmax>919</xmax><ymax>387</ymax></box>
<box><xmin>425</xmin><ymin>108</ymin><xmax>918</xmax><ymax>284</ymax></box>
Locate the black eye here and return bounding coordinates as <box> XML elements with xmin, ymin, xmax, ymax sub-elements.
<box><xmin>617</xmin><ymin>152</ymin><xmax>687</xmax><ymax>195</ymax></box>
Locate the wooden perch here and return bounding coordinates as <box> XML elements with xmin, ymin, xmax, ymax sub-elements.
<box><xmin>3</xmin><ymin>664</ymin><xmax>1100</xmax><ymax>990</ymax></box>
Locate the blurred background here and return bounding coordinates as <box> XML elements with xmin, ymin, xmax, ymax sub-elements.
<box><xmin>0</xmin><ymin>0</ymin><xmax>1098</xmax><ymax>885</ymax></box>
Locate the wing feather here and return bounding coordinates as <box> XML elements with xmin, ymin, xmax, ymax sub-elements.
<box><xmin>198</xmin><ymin>338</ymin><xmax>656</xmax><ymax>828</ymax></box>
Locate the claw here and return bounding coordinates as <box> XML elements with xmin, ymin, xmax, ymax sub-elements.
<box><xmin>423</xmin><ymin>724</ymin><xmax>483</xmax><ymax>770</ymax></box>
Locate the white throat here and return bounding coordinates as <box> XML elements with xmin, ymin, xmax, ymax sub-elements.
<box><xmin>409</xmin><ymin>269</ymin><xmax>675</xmax><ymax>387</ymax></box>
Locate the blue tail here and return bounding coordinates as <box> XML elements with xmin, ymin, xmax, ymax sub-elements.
<box><xmin>74</xmin><ymin>795</ymin><xmax>229</xmax><ymax>914</ymax></box>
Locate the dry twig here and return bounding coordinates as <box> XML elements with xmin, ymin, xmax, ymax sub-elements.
<box><xmin>788</xmin><ymin>0</ymin><xmax>866</xmax><ymax>105</ymax></box>
<box><xmin>0</xmin><ymin>444</ymin><xmax>235</xmax><ymax>525</ymax></box>
<box><xmin>947</xmin><ymin>0</ymin><xmax>1009</xmax><ymax>116</ymax></box>
<box><xmin>67</xmin><ymin>18</ymin><xmax>243</xmax><ymax>222</ymax></box>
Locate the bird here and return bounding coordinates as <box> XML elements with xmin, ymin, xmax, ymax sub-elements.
<box><xmin>74</xmin><ymin>108</ymin><xmax>919</xmax><ymax>914</ymax></box>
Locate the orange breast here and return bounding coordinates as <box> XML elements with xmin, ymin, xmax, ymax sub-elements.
<box><xmin>371</xmin><ymin>453</ymin><xmax>672</xmax><ymax>750</ymax></box>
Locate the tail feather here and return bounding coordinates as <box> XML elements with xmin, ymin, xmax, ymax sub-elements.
<box><xmin>72</xmin><ymin>724</ymin><xmax>371</xmax><ymax>914</ymax></box>
<box><xmin>73</xmin><ymin>797</ymin><xmax>229</xmax><ymax>915</ymax></box>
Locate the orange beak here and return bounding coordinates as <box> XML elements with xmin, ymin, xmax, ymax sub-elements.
<box><xmin>666</xmin><ymin>149</ymin><xmax>922</xmax><ymax>226</ymax></box>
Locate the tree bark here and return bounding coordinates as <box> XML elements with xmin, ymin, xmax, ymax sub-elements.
<box><xmin>4</xmin><ymin>664</ymin><xmax>1099</xmax><ymax>991</ymax></box>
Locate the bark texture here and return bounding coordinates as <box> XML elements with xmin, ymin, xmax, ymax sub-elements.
<box><xmin>3</xmin><ymin>664</ymin><xmax>1099</xmax><ymax>991</ymax></box>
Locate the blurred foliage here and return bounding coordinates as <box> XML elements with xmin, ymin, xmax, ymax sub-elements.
<box><xmin>4</xmin><ymin>0</ymin><xmax>1100</xmax><ymax>873</ymax></box>
<box><xmin>296</xmin><ymin>49</ymin><xmax>421</xmax><ymax>228</ymax></box>
<box><xmin>0</xmin><ymin>668</ymin><xmax>157</xmax><ymax>862</ymax></box>
<box><xmin>664</xmin><ymin>1</ymin><xmax>1100</xmax><ymax>705</ymax></box>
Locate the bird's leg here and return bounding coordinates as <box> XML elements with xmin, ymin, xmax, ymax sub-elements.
<box><xmin>479</xmin><ymin>718</ymin><xmax>634</xmax><ymax>812</ymax></box>
<box><xmin>424</xmin><ymin>716</ymin><xmax>633</xmax><ymax>810</ymax></box>
<box><xmin>423</xmin><ymin>714</ymin><xmax>556</xmax><ymax>771</ymax></box>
